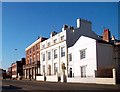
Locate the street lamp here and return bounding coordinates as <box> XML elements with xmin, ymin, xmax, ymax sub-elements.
<box><xmin>14</xmin><ymin>49</ymin><xmax>17</xmax><ymax>61</ymax></box>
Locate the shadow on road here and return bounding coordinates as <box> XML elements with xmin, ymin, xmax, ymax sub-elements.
<box><xmin>2</xmin><ymin>85</ymin><xmax>22</xmax><ymax>90</ymax></box>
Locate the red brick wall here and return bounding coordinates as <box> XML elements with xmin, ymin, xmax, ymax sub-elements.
<box><xmin>26</xmin><ymin>41</ymin><xmax>40</xmax><ymax>64</ymax></box>
<box><xmin>25</xmin><ymin>37</ymin><xmax>47</xmax><ymax>65</ymax></box>
<box><xmin>103</xmin><ymin>29</ymin><xmax>111</xmax><ymax>42</ymax></box>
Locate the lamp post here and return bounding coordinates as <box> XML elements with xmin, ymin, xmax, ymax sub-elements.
<box><xmin>14</xmin><ymin>49</ymin><xmax>17</xmax><ymax>61</ymax></box>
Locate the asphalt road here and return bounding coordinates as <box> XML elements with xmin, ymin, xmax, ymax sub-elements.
<box><xmin>1</xmin><ymin>79</ymin><xmax>120</xmax><ymax>92</ymax></box>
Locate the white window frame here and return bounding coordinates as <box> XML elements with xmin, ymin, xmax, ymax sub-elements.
<box><xmin>61</xmin><ymin>47</ymin><xmax>65</xmax><ymax>57</ymax></box>
<box><xmin>43</xmin><ymin>65</ymin><xmax>45</xmax><ymax>74</ymax></box>
<box><xmin>80</xmin><ymin>66</ymin><xmax>86</xmax><ymax>78</ymax></box>
<box><xmin>47</xmin><ymin>42</ymin><xmax>50</xmax><ymax>47</ymax></box>
<box><xmin>61</xmin><ymin>35</ymin><xmax>64</xmax><ymax>41</ymax></box>
<box><xmin>54</xmin><ymin>49</ymin><xmax>57</xmax><ymax>59</ymax></box>
<box><xmin>48</xmin><ymin>51</ymin><xmax>51</xmax><ymax>60</ymax></box>
<box><xmin>68</xmin><ymin>53</ymin><xmax>72</xmax><ymax>62</ymax></box>
<box><xmin>53</xmin><ymin>39</ymin><xmax>57</xmax><ymax>44</ymax></box>
<box><xmin>80</xmin><ymin>49</ymin><xmax>86</xmax><ymax>60</ymax></box>
<box><xmin>42</xmin><ymin>44</ymin><xmax>45</xmax><ymax>49</ymax></box>
<box><xmin>43</xmin><ymin>53</ymin><xmax>45</xmax><ymax>61</ymax></box>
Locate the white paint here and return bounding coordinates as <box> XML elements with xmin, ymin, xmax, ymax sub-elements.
<box><xmin>77</xmin><ymin>18</ymin><xmax>81</xmax><ymax>28</ymax></box>
<box><xmin>46</xmin><ymin>75</ymin><xmax>58</xmax><ymax>82</ymax></box>
<box><xmin>36</xmin><ymin>76</ymin><xmax>45</xmax><ymax>81</ymax></box>
<box><xmin>40</xmin><ymin>30</ymin><xmax>67</xmax><ymax>76</ymax></box>
<box><xmin>67</xmin><ymin>77</ymin><xmax>115</xmax><ymax>85</ymax></box>
<box><xmin>67</xmin><ymin>35</ymin><xmax>117</xmax><ymax>84</ymax></box>
<box><xmin>40</xmin><ymin>19</ymin><xmax>99</xmax><ymax>78</ymax></box>
<box><xmin>68</xmin><ymin>36</ymin><xmax>97</xmax><ymax>77</ymax></box>
<box><xmin>12</xmin><ymin>75</ymin><xmax>17</xmax><ymax>78</ymax></box>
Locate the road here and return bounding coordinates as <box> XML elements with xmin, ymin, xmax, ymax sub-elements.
<box><xmin>1</xmin><ymin>79</ymin><xmax>120</xmax><ymax>92</ymax></box>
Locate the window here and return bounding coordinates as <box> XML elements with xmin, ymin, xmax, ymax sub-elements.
<box><xmin>48</xmin><ymin>51</ymin><xmax>51</xmax><ymax>60</ymax></box>
<box><xmin>61</xmin><ymin>47</ymin><xmax>65</xmax><ymax>57</ymax></box>
<box><xmin>54</xmin><ymin>63</ymin><xmax>58</xmax><ymax>74</ymax></box>
<box><xmin>30</xmin><ymin>49</ymin><xmax>32</xmax><ymax>54</ymax></box>
<box><xmin>34</xmin><ymin>55</ymin><xmax>36</xmax><ymax>61</ymax></box>
<box><xmin>54</xmin><ymin>49</ymin><xmax>57</xmax><ymax>59</ymax></box>
<box><xmin>43</xmin><ymin>53</ymin><xmax>45</xmax><ymax>61</ymax></box>
<box><xmin>33</xmin><ymin>46</ymin><xmax>35</xmax><ymax>52</ymax></box>
<box><xmin>61</xmin><ymin>35</ymin><xmax>64</xmax><ymax>41</ymax></box>
<box><xmin>28</xmin><ymin>58</ymin><xmax>29</xmax><ymax>64</ymax></box>
<box><xmin>29</xmin><ymin>57</ymin><xmax>32</xmax><ymax>64</ymax></box>
<box><xmin>42</xmin><ymin>44</ymin><xmax>45</xmax><ymax>49</ymax></box>
<box><xmin>43</xmin><ymin>65</ymin><xmax>45</xmax><ymax>74</ymax></box>
<box><xmin>80</xmin><ymin>49</ymin><xmax>86</xmax><ymax>59</ymax></box>
<box><xmin>36</xmin><ymin>54</ymin><xmax>38</xmax><ymax>61</ymax></box>
<box><xmin>47</xmin><ymin>42</ymin><xmax>50</xmax><ymax>47</ymax></box>
<box><xmin>68</xmin><ymin>53</ymin><xmax>72</xmax><ymax>62</ymax></box>
<box><xmin>36</xmin><ymin>44</ymin><xmax>38</xmax><ymax>50</ymax></box>
<box><xmin>54</xmin><ymin>39</ymin><xmax>57</xmax><ymax>43</ymax></box>
<box><xmin>37</xmin><ymin>53</ymin><xmax>39</xmax><ymax>61</ymax></box>
<box><xmin>48</xmin><ymin>65</ymin><xmax>51</xmax><ymax>75</ymax></box>
<box><xmin>81</xmin><ymin>66</ymin><xmax>86</xmax><ymax>77</ymax></box>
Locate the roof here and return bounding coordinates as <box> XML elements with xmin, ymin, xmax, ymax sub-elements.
<box><xmin>25</xmin><ymin>37</ymin><xmax>48</xmax><ymax>51</ymax></box>
<box><xmin>97</xmin><ymin>39</ymin><xmax>115</xmax><ymax>45</ymax></box>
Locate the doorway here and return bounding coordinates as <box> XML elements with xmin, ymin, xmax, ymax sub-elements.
<box><xmin>81</xmin><ymin>66</ymin><xmax>86</xmax><ymax>78</ymax></box>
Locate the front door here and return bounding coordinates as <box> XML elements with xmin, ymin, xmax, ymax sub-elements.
<box><xmin>70</xmin><ymin>68</ymin><xmax>72</xmax><ymax>77</ymax></box>
<box><xmin>81</xmin><ymin>66</ymin><xmax>86</xmax><ymax>78</ymax></box>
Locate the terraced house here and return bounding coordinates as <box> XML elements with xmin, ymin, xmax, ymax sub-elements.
<box><xmin>37</xmin><ymin>18</ymin><xmax>101</xmax><ymax>82</ymax></box>
<box><xmin>23</xmin><ymin>37</ymin><xmax>47</xmax><ymax>80</ymax></box>
<box><xmin>67</xmin><ymin>29</ymin><xmax>120</xmax><ymax>84</ymax></box>
<box><xmin>25</xmin><ymin>18</ymin><xmax>120</xmax><ymax>84</ymax></box>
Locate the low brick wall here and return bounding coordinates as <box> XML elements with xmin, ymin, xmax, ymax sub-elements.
<box><xmin>67</xmin><ymin>69</ymin><xmax>116</xmax><ymax>85</ymax></box>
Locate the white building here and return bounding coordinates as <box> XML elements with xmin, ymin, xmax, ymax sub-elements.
<box><xmin>68</xmin><ymin>35</ymin><xmax>115</xmax><ymax>78</ymax></box>
<box><xmin>67</xmin><ymin>28</ymin><xmax>120</xmax><ymax>84</ymax></box>
<box><xmin>39</xmin><ymin>18</ymin><xmax>100</xmax><ymax>81</ymax></box>
<box><xmin>40</xmin><ymin>30</ymin><xmax>67</xmax><ymax>76</ymax></box>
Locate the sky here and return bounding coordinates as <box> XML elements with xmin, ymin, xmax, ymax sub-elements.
<box><xmin>2</xmin><ymin>2</ymin><xmax>119</xmax><ymax>70</ymax></box>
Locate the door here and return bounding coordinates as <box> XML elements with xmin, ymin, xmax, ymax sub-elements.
<box><xmin>81</xmin><ymin>66</ymin><xmax>86</xmax><ymax>78</ymax></box>
<box><xmin>70</xmin><ymin>68</ymin><xmax>72</xmax><ymax>77</ymax></box>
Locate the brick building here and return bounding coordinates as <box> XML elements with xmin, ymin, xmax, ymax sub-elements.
<box><xmin>23</xmin><ymin>37</ymin><xmax>47</xmax><ymax>80</ymax></box>
<box><xmin>11</xmin><ymin>58</ymin><xmax>25</xmax><ymax>79</ymax></box>
<box><xmin>0</xmin><ymin>68</ymin><xmax>6</xmax><ymax>79</ymax></box>
<box><xmin>114</xmin><ymin>42</ymin><xmax>120</xmax><ymax>83</ymax></box>
<box><xmin>7</xmin><ymin>67</ymin><xmax>12</xmax><ymax>78</ymax></box>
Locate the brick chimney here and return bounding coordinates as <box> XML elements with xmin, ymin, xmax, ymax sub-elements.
<box><xmin>103</xmin><ymin>28</ymin><xmax>111</xmax><ymax>42</ymax></box>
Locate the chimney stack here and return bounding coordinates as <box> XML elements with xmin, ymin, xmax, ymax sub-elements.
<box><xmin>50</xmin><ymin>31</ymin><xmax>57</xmax><ymax>37</ymax></box>
<box><xmin>103</xmin><ymin>28</ymin><xmax>111</xmax><ymax>42</ymax></box>
<box><xmin>62</xmin><ymin>24</ymin><xmax>68</xmax><ymax>31</ymax></box>
<box><xmin>77</xmin><ymin>18</ymin><xmax>81</xmax><ymax>28</ymax></box>
<box><xmin>112</xmin><ymin>35</ymin><xmax>115</xmax><ymax>41</ymax></box>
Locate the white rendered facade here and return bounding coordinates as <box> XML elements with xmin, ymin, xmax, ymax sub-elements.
<box><xmin>68</xmin><ymin>36</ymin><xmax>115</xmax><ymax>78</ymax></box>
<box><xmin>68</xmin><ymin>36</ymin><xmax>97</xmax><ymax>78</ymax></box>
<box><xmin>40</xmin><ymin>30</ymin><xmax>67</xmax><ymax>76</ymax></box>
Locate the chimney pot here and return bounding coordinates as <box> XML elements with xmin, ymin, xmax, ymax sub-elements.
<box><xmin>103</xmin><ymin>28</ymin><xmax>111</xmax><ymax>42</ymax></box>
<box><xmin>112</xmin><ymin>36</ymin><xmax>115</xmax><ymax>40</ymax></box>
<box><xmin>77</xmin><ymin>18</ymin><xmax>81</xmax><ymax>28</ymax></box>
